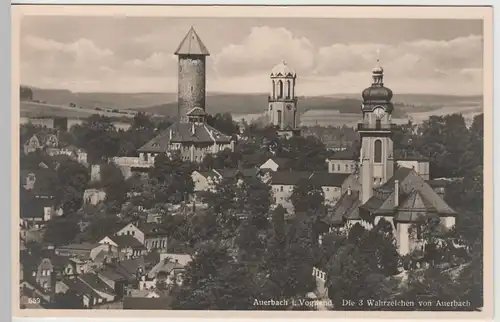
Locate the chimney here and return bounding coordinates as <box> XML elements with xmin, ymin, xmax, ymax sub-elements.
<box><xmin>394</xmin><ymin>180</ymin><xmax>399</xmax><ymax>206</ymax></box>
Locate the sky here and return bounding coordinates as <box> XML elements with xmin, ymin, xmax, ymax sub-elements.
<box><xmin>20</xmin><ymin>16</ymin><xmax>484</xmax><ymax>96</ymax></box>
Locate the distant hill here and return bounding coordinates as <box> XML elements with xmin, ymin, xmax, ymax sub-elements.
<box><xmin>23</xmin><ymin>85</ymin><xmax>178</xmax><ymax>110</ymax></box>
<box><xmin>20</xmin><ymin>85</ymin><xmax>483</xmax><ymax>120</ymax></box>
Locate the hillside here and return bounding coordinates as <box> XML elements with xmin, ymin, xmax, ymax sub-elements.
<box><xmin>20</xmin><ymin>85</ymin><xmax>483</xmax><ymax>120</ymax></box>
<box><xmin>24</xmin><ymin>86</ymin><xmax>178</xmax><ymax>110</ymax></box>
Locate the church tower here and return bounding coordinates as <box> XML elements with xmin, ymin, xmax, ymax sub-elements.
<box><xmin>359</xmin><ymin>55</ymin><xmax>395</xmax><ymax>203</ymax></box>
<box><xmin>268</xmin><ymin>60</ymin><xmax>300</xmax><ymax>137</ymax></box>
<box><xmin>175</xmin><ymin>27</ymin><xmax>210</xmax><ymax>122</ymax></box>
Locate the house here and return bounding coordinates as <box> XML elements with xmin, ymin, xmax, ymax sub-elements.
<box><xmin>98</xmin><ymin>257</ymin><xmax>148</xmax><ymax>297</ymax></box>
<box><xmin>320</xmin><ymin>61</ymin><xmax>457</xmax><ymax>256</ymax></box>
<box><xmin>141</xmin><ymin>224</ymin><xmax>169</xmax><ymax>252</ymax></box>
<box><xmin>83</xmin><ymin>188</ymin><xmax>107</xmax><ymax>205</ymax></box>
<box><xmin>47</xmin><ymin>144</ymin><xmax>88</xmax><ymax>166</ymax></box>
<box><xmin>20</xmin><ymin>249</ymin><xmax>74</xmax><ymax>294</ymax></box>
<box><xmin>260</xmin><ymin>157</ymin><xmax>291</xmax><ymax>172</ymax></box>
<box><xmin>98</xmin><ymin>235</ymin><xmax>147</xmax><ymax>259</ymax></box>
<box><xmin>116</xmin><ymin>222</ymin><xmax>145</xmax><ymax>244</ymax></box>
<box><xmin>141</xmin><ymin>258</ymin><xmax>186</xmax><ymax>290</ymax></box>
<box><xmin>191</xmin><ymin>170</ymin><xmax>221</xmax><ymax>192</ymax></box>
<box><xmin>309</xmin><ymin>172</ymin><xmax>355</xmax><ymax>206</ymax></box>
<box><xmin>325</xmin><ymin>147</ymin><xmax>359</xmax><ymax>174</ymax></box>
<box><xmin>57</xmin><ymin>274</ymin><xmax>115</xmax><ymax>309</ymax></box>
<box><xmin>55</xmin><ymin>243</ymin><xmax>111</xmax><ymax>272</ymax></box>
<box><xmin>269</xmin><ymin>171</ymin><xmax>315</xmax><ymax>212</ymax></box>
<box><xmin>23</xmin><ymin>133</ymin><xmax>59</xmax><ymax>155</ymax></box>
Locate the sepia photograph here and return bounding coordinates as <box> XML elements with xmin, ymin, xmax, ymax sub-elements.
<box><xmin>12</xmin><ymin>4</ymin><xmax>493</xmax><ymax>318</ymax></box>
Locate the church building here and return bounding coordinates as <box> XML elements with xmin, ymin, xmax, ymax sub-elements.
<box><xmin>138</xmin><ymin>27</ymin><xmax>234</xmax><ymax>163</ymax></box>
<box><xmin>322</xmin><ymin>59</ymin><xmax>457</xmax><ymax>256</ymax></box>
<box><xmin>267</xmin><ymin>60</ymin><xmax>301</xmax><ymax>138</ymax></box>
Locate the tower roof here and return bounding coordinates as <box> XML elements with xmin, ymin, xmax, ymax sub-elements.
<box><xmin>174</xmin><ymin>27</ymin><xmax>210</xmax><ymax>56</ymax></box>
<box><xmin>271</xmin><ymin>60</ymin><xmax>296</xmax><ymax>77</ymax></box>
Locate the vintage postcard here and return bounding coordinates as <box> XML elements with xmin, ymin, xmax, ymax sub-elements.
<box><xmin>11</xmin><ymin>4</ymin><xmax>493</xmax><ymax>319</ymax></box>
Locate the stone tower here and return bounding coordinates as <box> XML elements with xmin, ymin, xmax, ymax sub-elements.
<box><xmin>358</xmin><ymin>55</ymin><xmax>395</xmax><ymax>203</ymax></box>
<box><xmin>174</xmin><ymin>27</ymin><xmax>210</xmax><ymax>122</ymax></box>
<box><xmin>268</xmin><ymin>60</ymin><xmax>299</xmax><ymax>135</ymax></box>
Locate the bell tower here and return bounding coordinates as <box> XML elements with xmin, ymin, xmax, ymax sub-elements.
<box><xmin>358</xmin><ymin>53</ymin><xmax>395</xmax><ymax>203</ymax></box>
<box><xmin>268</xmin><ymin>60</ymin><xmax>300</xmax><ymax>137</ymax></box>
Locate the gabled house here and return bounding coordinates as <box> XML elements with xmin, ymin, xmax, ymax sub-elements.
<box><xmin>23</xmin><ymin>133</ymin><xmax>59</xmax><ymax>155</ymax></box>
<box><xmin>98</xmin><ymin>235</ymin><xmax>147</xmax><ymax>259</ymax></box>
<box><xmin>309</xmin><ymin>172</ymin><xmax>354</xmax><ymax>206</ymax></box>
<box><xmin>269</xmin><ymin>171</ymin><xmax>315</xmax><ymax>212</ymax></box>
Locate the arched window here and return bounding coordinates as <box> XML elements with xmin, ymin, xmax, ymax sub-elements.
<box><xmin>287</xmin><ymin>80</ymin><xmax>291</xmax><ymax>98</ymax></box>
<box><xmin>374</xmin><ymin>139</ymin><xmax>382</xmax><ymax>163</ymax></box>
<box><xmin>277</xmin><ymin>110</ymin><xmax>282</xmax><ymax>127</ymax></box>
<box><xmin>293</xmin><ymin>110</ymin><xmax>297</xmax><ymax>127</ymax></box>
<box><xmin>278</xmin><ymin>80</ymin><xmax>283</xmax><ymax>99</ymax></box>
<box><xmin>272</xmin><ymin>81</ymin><xmax>276</xmax><ymax>98</ymax></box>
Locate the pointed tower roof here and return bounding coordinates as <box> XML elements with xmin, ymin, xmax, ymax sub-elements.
<box><xmin>174</xmin><ymin>27</ymin><xmax>210</xmax><ymax>56</ymax></box>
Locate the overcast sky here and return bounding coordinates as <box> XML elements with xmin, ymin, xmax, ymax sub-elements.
<box><xmin>20</xmin><ymin>16</ymin><xmax>483</xmax><ymax>95</ymax></box>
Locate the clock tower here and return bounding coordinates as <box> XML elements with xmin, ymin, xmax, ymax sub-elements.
<box><xmin>358</xmin><ymin>56</ymin><xmax>395</xmax><ymax>203</ymax></box>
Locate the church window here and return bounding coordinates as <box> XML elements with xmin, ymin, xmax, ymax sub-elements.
<box><xmin>272</xmin><ymin>81</ymin><xmax>276</xmax><ymax>98</ymax></box>
<box><xmin>277</xmin><ymin>110</ymin><xmax>282</xmax><ymax>126</ymax></box>
<box><xmin>286</xmin><ymin>80</ymin><xmax>291</xmax><ymax>98</ymax></box>
<box><xmin>278</xmin><ymin>80</ymin><xmax>283</xmax><ymax>99</ymax></box>
<box><xmin>374</xmin><ymin>140</ymin><xmax>382</xmax><ymax>163</ymax></box>
<box><xmin>337</xmin><ymin>164</ymin><xmax>340</xmax><ymax>171</ymax></box>
<box><xmin>270</xmin><ymin>105</ymin><xmax>272</xmax><ymax>111</ymax></box>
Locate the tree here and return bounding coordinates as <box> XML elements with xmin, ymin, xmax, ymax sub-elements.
<box><xmin>171</xmin><ymin>242</ymin><xmax>259</xmax><ymax>310</ymax></box>
<box><xmin>55</xmin><ymin>157</ymin><xmax>90</xmax><ymax>213</ymax></box>
<box><xmin>206</xmin><ymin>113</ymin><xmax>239</xmax><ymax>136</ymax></box>
<box><xmin>152</xmin><ymin>153</ymin><xmax>196</xmax><ymax>203</ymax></box>
<box><xmin>77</xmin><ymin>213</ymin><xmax>120</xmax><ymax>243</ymax></box>
<box><xmin>43</xmin><ymin>217</ymin><xmax>80</xmax><ymax>246</ymax></box>
<box><xmin>290</xmin><ymin>179</ymin><xmax>325</xmax><ymax>214</ymax></box>
<box><xmin>276</xmin><ymin>135</ymin><xmax>329</xmax><ymax>171</ymax></box>
<box><xmin>239</xmin><ymin>176</ymin><xmax>272</xmax><ymax>230</ymax></box>
<box><xmin>98</xmin><ymin>163</ymin><xmax>127</xmax><ymax>211</ymax></box>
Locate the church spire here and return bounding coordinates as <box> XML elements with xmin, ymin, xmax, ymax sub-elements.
<box><xmin>371</xmin><ymin>48</ymin><xmax>384</xmax><ymax>86</ymax></box>
<box><xmin>174</xmin><ymin>26</ymin><xmax>210</xmax><ymax>56</ymax></box>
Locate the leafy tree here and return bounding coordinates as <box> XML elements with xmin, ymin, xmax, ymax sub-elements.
<box><xmin>43</xmin><ymin>217</ymin><xmax>80</xmax><ymax>246</ymax></box>
<box><xmin>55</xmin><ymin>157</ymin><xmax>90</xmax><ymax>213</ymax></box>
<box><xmin>290</xmin><ymin>179</ymin><xmax>325</xmax><ymax>214</ymax></box>
<box><xmin>239</xmin><ymin>176</ymin><xmax>272</xmax><ymax>230</ymax></box>
<box><xmin>275</xmin><ymin>135</ymin><xmax>329</xmax><ymax>171</ymax></box>
<box><xmin>171</xmin><ymin>242</ymin><xmax>258</xmax><ymax>310</ymax></box>
<box><xmin>152</xmin><ymin>153</ymin><xmax>196</xmax><ymax>203</ymax></box>
<box><xmin>206</xmin><ymin>113</ymin><xmax>239</xmax><ymax>136</ymax></box>
<box><xmin>98</xmin><ymin>163</ymin><xmax>127</xmax><ymax>211</ymax></box>
<box><xmin>77</xmin><ymin>213</ymin><xmax>120</xmax><ymax>242</ymax></box>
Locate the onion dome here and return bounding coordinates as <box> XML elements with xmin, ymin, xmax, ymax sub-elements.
<box><xmin>362</xmin><ymin>59</ymin><xmax>393</xmax><ymax>102</ymax></box>
<box><xmin>270</xmin><ymin>60</ymin><xmax>296</xmax><ymax>77</ymax></box>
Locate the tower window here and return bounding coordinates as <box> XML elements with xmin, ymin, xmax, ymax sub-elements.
<box><xmin>277</xmin><ymin>110</ymin><xmax>282</xmax><ymax>127</ymax></box>
<box><xmin>278</xmin><ymin>80</ymin><xmax>283</xmax><ymax>99</ymax></box>
<box><xmin>337</xmin><ymin>164</ymin><xmax>340</xmax><ymax>171</ymax></box>
<box><xmin>376</xmin><ymin>119</ymin><xmax>381</xmax><ymax>129</ymax></box>
<box><xmin>270</xmin><ymin>105</ymin><xmax>272</xmax><ymax>110</ymax></box>
<box><xmin>272</xmin><ymin>80</ymin><xmax>276</xmax><ymax>98</ymax></box>
<box><xmin>191</xmin><ymin>86</ymin><xmax>193</xmax><ymax>92</ymax></box>
<box><xmin>374</xmin><ymin>139</ymin><xmax>382</xmax><ymax>163</ymax></box>
<box><xmin>287</xmin><ymin>80</ymin><xmax>291</xmax><ymax>98</ymax></box>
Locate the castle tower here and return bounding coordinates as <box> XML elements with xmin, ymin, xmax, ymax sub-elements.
<box><xmin>268</xmin><ymin>60</ymin><xmax>300</xmax><ymax>137</ymax></box>
<box><xmin>358</xmin><ymin>54</ymin><xmax>395</xmax><ymax>203</ymax></box>
<box><xmin>174</xmin><ymin>27</ymin><xmax>210</xmax><ymax>122</ymax></box>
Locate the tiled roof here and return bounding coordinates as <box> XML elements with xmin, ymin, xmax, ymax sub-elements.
<box><xmin>109</xmin><ymin>235</ymin><xmax>145</xmax><ymax>249</ymax></box>
<box><xmin>138</xmin><ymin>122</ymin><xmax>232</xmax><ymax>153</ymax></box>
<box><xmin>174</xmin><ymin>27</ymin><xmax>210</xmax><ymax>56</ymax></box>
<box><xmin>186</xmin><ymin>107</ymin><xmax>207</xmax><ymax>116</ymax></box>
<box><xmin>63</xmin><ymin>278</ymin><xmax>102</xmax><ymax>299</ymax></box>
<box><xmin>359</xmin><ymin>167</ymin><xmax>456</xmax><ymax>221</ymax></box>
<box><xmin>270</xmin><ymin>171</ymin><xmax>314</xmax><ymax>185</ymax></box>
<box><xmin>123</xmin><ymin>297</ymin><xmax>172</xmax><ymax>310</ymax></box>
<box><xmin>57</xmin><ymin>242</ymin><xmax>99</xmax><ymax>251</ymax></box>
<box><xmin>309</xmin><ymin>172</ymin><xmax>350</xmax><ymax>187</ymax></box>
<box><xmin>327</xmin><ymin>147</ymin><xmax>358</xmax><ymax>161</ymax></box>
<box><xmin>99</xmin><ymin>269</ymin><xmax>127</xmax><ymax>282</ymax></box>
<box><xmin>79</xmin><ymin>273</ymin><xmax>116</xmax><ymax>295</ymax></box>
<box><xmin>324</xmin><ymin>190</ymin><xmax>361</xmax><ymax>225</ymax></box>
